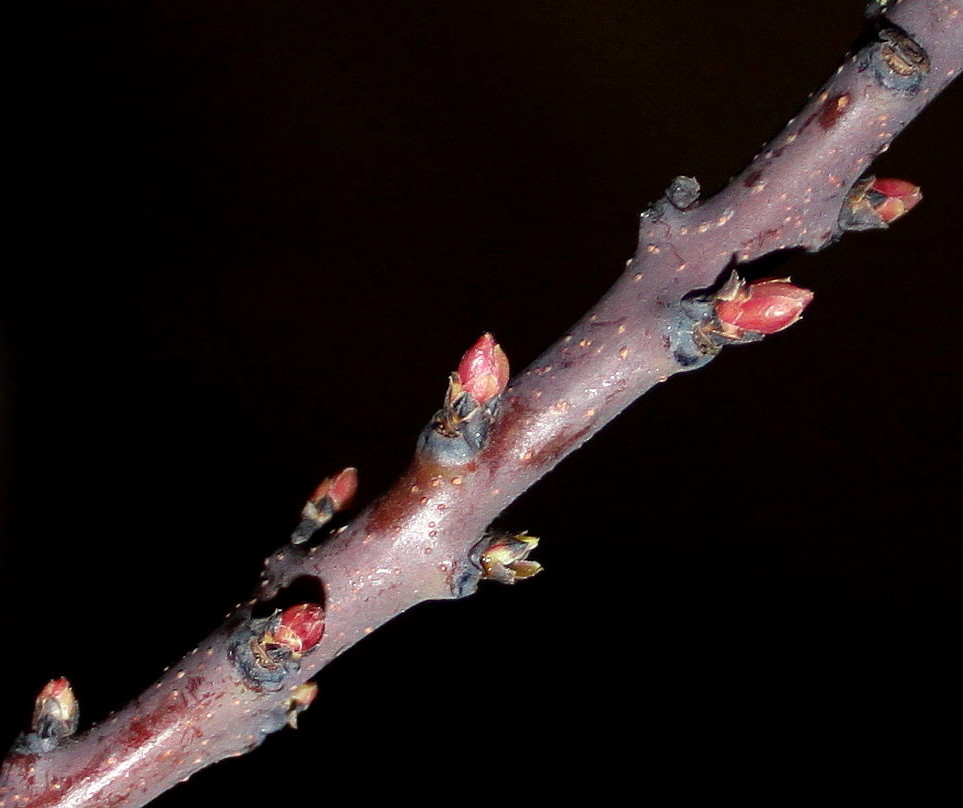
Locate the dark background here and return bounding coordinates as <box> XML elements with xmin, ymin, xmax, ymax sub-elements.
<box><xmin>3</xmin><ymin>0</ymin><xmax>961</xmax><ymax>800</ymax></box>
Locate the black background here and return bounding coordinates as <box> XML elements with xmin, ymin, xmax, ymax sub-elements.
<box><xmin>3</xmin><ymin>0</ymin><xmax>961</xmax><ymax>800</ymax></box>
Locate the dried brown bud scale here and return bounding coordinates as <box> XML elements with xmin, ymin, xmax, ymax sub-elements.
<box><xmin>872</xmin><ymin>26</ymin><xmax>930</xmax><ymax>92</ymax></box>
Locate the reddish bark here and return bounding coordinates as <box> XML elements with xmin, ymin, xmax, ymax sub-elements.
<box><xmin>2</xmin><ymin>1</ymin><xmax>960</xmax><ymax>806</ymax></box>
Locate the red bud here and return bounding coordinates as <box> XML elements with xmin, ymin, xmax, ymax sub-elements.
<box><xmin>328</xmin><ymin>467</ymin><xmax>358</xmax><ymax>510</ymax></box>
<box><xmin>456</xmin><ymin>333</ymin><xmax>509</xmax><ymax>406</ymax></box>
<box><xmin>715</xmin><ymin>278</ymin><xmax>813</xmax><ymax>336</ymax></box>
<box><xmin>310</xmin><ymin>467</ymin><xmax>358</xmax><ymax>512</ymax></box>
<box><xmin>866</xmin><ymin>177</ymin><xmax>921</xmax><ymax>223</ymax></box>
<box><xmin>271</xmin><ymin>604</ymin><xmax>325</xmax><ymax>655</ymax></box>
<box><xmin>293</xmin><ymin>467</ymin><xmax>359</xmax><ymax>543</ymax></box>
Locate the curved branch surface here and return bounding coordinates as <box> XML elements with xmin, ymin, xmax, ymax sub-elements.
<box><xmin>2</xmin><ymin>1</ymin><xmax>960</xmax><ymax>805</ymax></box>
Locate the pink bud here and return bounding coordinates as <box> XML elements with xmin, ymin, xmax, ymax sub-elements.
<box><xmin>456</xmin><ymin>333</ymin><xmax>510</xmax><ymax>406</ymax></box>
<box><xmin>309</xmin><ymin>467</ymin><xmax>358</xmax><ymax>512</ymax></box>
<box><xmin>866</xmin><ymin>177</ymin><xmax>921</xmax><ymax>223</ymax></box>
<box><xmin>271</xmin><ymin>604</ymin><xmax>325</xmax><ymax>655</ymax></box>
<box><xmin>715</xmin><ymin>278</ymin><xmax>813</xmax><ymax>336</ymax></box>
<box><xmin>292</xmin><ymin>467</ymin><xmax>360</xmax><ymax>544</ymax></box>
<box><xmin>328</xmin><ymin>467</ymin><xmax>358</xmax><ymax>510</ymax></box>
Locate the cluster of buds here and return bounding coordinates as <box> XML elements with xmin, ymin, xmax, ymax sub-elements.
<box><xmin>13</xmin><ymin>677</ymin><xmax>79</xmax><ymax>754</ymax></box>
<box><xmin>419</xmin><ymin>333</ymin><xmax>510</xmax><ymax>465</ymax></box>
<box><xmin>291</xmin><ymin>467</ymin><xmax>358</xmax><ymax>544</ymax></box>
<box><xmin>230</xmin><ymin>604</ymin><xmax>325</xmax><ymax>692</ymax></box>
<box><xmin>839</xmin><ymin>176</ymin><xmax>922</xmax><ymax>231</ymax></box>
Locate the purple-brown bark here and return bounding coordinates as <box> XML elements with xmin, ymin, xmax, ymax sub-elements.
<box><xmin>2</xmin><ymin>1</ymin><xmax>960</xmax><ymax>805</ymax></box>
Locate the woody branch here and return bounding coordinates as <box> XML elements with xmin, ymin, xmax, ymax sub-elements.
<box><xmin>2</xmin><ymin>1</ymin><xmax>960</xmax><ymax>806</ymax></box>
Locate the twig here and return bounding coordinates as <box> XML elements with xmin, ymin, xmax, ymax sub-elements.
<box><xmin>3</xmin><ymin>1</ymin><xmax>960</xmax><ymax>805</ymax></box>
